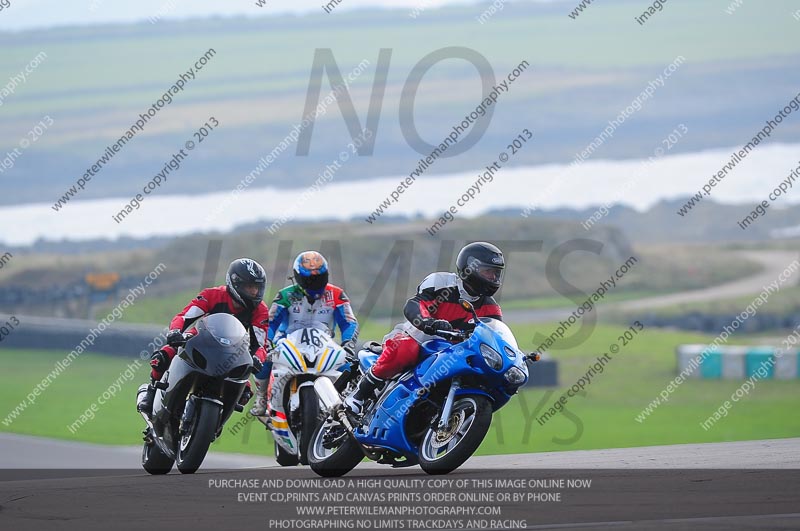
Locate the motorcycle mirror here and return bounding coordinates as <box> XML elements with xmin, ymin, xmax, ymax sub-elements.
<box><xmin>459</xmin><ymin>299</ymin><xmax>479</xmax><ymax>319</ymax></box>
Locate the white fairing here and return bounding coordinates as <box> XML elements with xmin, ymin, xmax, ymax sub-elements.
<box><xmin>269</xmin><ymin>327</ymin><xmax>345</xmax><ymax>455</ymax></box>
<box><xmin>272</xmin><ymin>327</ymin><xmax>346</xmax><ymax>374</ymax></box>
<box><xmin>151</xmin><ymin>371</ymin><xmax>170</xmax><ymax>416</ymax></box>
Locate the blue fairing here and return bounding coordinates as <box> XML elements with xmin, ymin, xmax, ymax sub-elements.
<box><xmin>353</xmin><ymin>319</ymin><xmax>529</xmax><ymax>458</ymax></box>
<box><xmin>420</xmin><ymin>339</ymin><xmax>452</xmax><ymax>357</ymax></box>
<box><xmin>359</xmin><ymin>351</ymin><xmax>379</xmax><ymax>373</ymax></box>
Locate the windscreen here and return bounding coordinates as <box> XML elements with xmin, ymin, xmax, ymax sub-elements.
<box><xmin>480</xmin><ymin>318</ymin><xmax>519</xmax><ymax>349</ymax></box>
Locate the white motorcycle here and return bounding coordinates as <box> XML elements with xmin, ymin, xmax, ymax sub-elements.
<box><xmin>259</xmin><ymin>327</ymin><xmax>348</xmax><ymax>465</ymax></box>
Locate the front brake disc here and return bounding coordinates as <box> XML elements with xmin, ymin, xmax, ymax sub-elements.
<box><xmin>430</xmin><ymin>409</ymin><xmax>466</xmax><ymax>449</ymax></box>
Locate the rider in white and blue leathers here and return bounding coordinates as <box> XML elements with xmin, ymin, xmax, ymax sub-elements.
<box><xmin>250</xmin><ymin>251</ymin><xmax>359</xmax><ymax>416</ymax></box>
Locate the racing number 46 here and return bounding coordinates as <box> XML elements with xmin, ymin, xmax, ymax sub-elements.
<box><xmin>300</xmin><ymin>328</ymin><xmax>323</xmax><ymax>348</ymax></box>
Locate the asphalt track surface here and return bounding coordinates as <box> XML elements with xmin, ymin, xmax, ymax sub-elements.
<box><xmin>1</xmin><ymin>435</ymin><xmax>798</xmax><ymax>530</ymax></box>
<box><xmin>2</xmin><ymin>433</ymin><xmax>799</xmax><ymax>470</ymax></box>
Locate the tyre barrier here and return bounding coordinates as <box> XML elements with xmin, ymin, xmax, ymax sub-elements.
<box><xmin>677</xmin><ymin>344</ymin><xmax>800</xmax><ymax>380</ymax></box>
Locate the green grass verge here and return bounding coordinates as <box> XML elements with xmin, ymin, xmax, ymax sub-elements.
<box><xmin>2</xmin><ymin>320</ymin><xmax>798</xmax><ymax>456</ymax></box>
<box><xmin>640</xmin><ymin>286</ymin><xmax>800</xmax><ymax>317</ymax></box>
<box><xmin>99</xmin><ymin>288</ymin><xmax>200</xmax><ymax>326</ymax></box>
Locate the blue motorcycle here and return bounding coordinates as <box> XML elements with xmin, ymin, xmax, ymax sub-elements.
<box><xmin>309</xmin><ymin>300</ymin><xmax>539</xmax><ymax>476</ymax></box>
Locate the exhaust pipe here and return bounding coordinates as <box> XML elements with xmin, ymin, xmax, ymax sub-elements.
<box><xmin>314</xmin><ymin>377</ymin><xmax>380</xmax><ymax>461</ymax></box>
<box><xmin>314</xmin><ymin>378</ymin><xmax>343</xmax><ymax>410</ymax></box>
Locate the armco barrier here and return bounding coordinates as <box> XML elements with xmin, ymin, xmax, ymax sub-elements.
<box><xmin>1</xmin><ymin>313</ymin><xmax>559</xmax><ymax>386</ymax></box>
<box><xmin>526</xmin><ymin>358</ymin><xmax>558</xmax><ymax>387</ymax></box>
<box><xmin>0</xmin><ymin>313</ymin><xmax>163</xmax><ymax>358</ymax></box>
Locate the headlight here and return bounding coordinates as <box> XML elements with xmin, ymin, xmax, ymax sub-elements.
<box><xmin>504</xmin><ymin>346</ymin><xmax>517</xmax><ymax>360</ymax></box>
<box><xmin>504</xmin><ymin>366</ymin><xmax>527</xmax><ymax>386</ymax></box>
<box><xmin>480</xmin><ymin>344</ymin><xmax>503</xmax><ymax>370</ymax></box>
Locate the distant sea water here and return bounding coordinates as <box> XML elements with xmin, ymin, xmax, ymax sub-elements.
<box><xmin>4</xmin><ymin>143</ymin><xmax>800</xmax><ymax>246</ymax></box>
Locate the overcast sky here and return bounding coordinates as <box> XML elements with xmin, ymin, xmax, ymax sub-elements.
<box><xmin>0</xmin><ymin>0</ymin><xmax>492</xmax><ymax>31</ymax></box>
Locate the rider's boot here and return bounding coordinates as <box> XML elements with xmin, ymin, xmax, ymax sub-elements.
<box><xmin>344</xmin><ymin>369</ymin><xmax>384</xmax><ymax>416</ymax></box>
<box><xmin>136</xmin><ymin>381</ymin><xmax>156</xmax><ymax>416</ymax></box>
<box><xmin>238</xmin><ymin>381</ymin><xmax>254</xmax><ymax>407</ymax></box>
<box><xmin>249</xmin><ymin>378</ymin><xmax>269</xmax><ymax>417</ymax></box>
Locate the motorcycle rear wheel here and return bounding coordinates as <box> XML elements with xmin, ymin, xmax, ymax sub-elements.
<box><xmin>275</xmin><ymin>441</ymin><xmax>299</xmax><ymax>466</ymax></box>
<box><xmin>141</xmin><ymin>436</ymin><xmax>174</xmax><ymax>475</ymax></box>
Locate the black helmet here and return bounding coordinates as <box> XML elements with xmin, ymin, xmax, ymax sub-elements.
<box><xmin>226</xmin><ymin>258</ymin><xmax>267</xmax><ymax>311</ymax></box>
<box><xmin>456</xmin><ymin>242</ymin><xmax>505</xmax><ymax>297</ymax></box>
<box><xmin>293</xmin><ymin>251</ymin><xmax>329</xmax><ymax>300</ymax></box>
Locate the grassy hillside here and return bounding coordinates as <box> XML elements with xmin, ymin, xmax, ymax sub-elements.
<box><xmin>2</xmin><ymin>215</ymin><xmax>764</xmax><ymax>319</ymax></box>
<box><xmin>2</xmin><ymin>0</ymin><xmax>800</xmax><ymax>204</ymax></box>
<box><xmin>512</xmin><ymin>201</ymin><xmax>800</xmax><ymax>244</ymax></box>
<box><xmin>635</xmin><ymin>285</ymin><xmax>800</xmax><ymax>318</ymax></box>
<box><xmin>72</xmin><ymin>217</ymin><xmax>761</xmax><ymax>321</ymax></box>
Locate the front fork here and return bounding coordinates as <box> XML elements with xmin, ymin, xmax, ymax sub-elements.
<box><xmin>437</xmin><ymin>378</ymin><xmax>461</xmax><ymax>431</ymax></box>
<box><xmin>313</xmin><ymin>377</ymin><xmax>380</xmax><ymax>461</ymax></box>
<box><xmin>179</xmin><ymin>396</ymin><xmax>196</xmax><ymax>436</ymax></box>
<box><xmin>178</xmin><ymin>380</ymin><xmax>198</xmax><ymax>436</ymax></box>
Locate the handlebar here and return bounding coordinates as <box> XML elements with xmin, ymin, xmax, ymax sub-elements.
<box><xmin>435</xmin><ymin>329</ymin><xmax>467</xmax><ymax>341</ymax></box>
<box><xmin>168</xmin><ymin>334</ymin><xmax>190</xmax><ymax>348</ymax></box>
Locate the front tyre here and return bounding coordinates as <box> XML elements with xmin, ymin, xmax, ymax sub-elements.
<box><xmin>298</xmin><ymin>386</ymin><xmax>321</xmax><ymax>465</ymax></box>
<box><xmin>308</xmin><ymin>415</ymin><xmax>362</xmax><ymax>477</ymax></box>
<box><xmin>176</xmin><ymin>401</ymin><xmax>221</xmax><ymax>474</ymax></box>
<box><xmin>419</xmin><ymin>396</ymin><xmax>492</xmax><ymax>475</ymax></box>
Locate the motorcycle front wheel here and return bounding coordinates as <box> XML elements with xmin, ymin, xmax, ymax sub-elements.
<box><xmin>298</xmin><ymin>386</ymin><xmax>321</xmax><ymax>465</ymax></box>
<box><xmin>176</xmin><ymin>400</ymin><xmax>221</xmax><ymax>474</ymax></box>
<box><xmin>307</xmin><ymin>415</ymin><xmax>362</xmax><ymax>477</ymax></box>
<box><xmin>418</xmin><ymin>395</ymin><xmax>492</xmax><ymax>475</ymax></box>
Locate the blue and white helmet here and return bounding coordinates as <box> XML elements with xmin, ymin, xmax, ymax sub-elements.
<box><xmin>293</xmin><ymin>251</ymin><xmax>329</xmax><ymax>300</ymax></box>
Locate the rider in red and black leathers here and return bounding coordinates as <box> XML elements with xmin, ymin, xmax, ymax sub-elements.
<box><xmin>137</xmin><ymin>258</ymin><xmax>269</xmax><ymax>415</ymax></box>
<box><xmin>344</xmin><ymin>242</ymin><xmax>506</xmax><ymax>415</ymax></box>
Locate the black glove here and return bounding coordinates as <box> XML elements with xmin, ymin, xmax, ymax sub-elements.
<box><xmin>150</xmin><ymin>350</ymin><xmax>170</xmax><ymax>373</ymax></box>
<box><xmin>251</xmin><ymin>355</ymin><xmax>263</xmax><ymax>374</ymax></box>
<box><xmin>166</xmin><ymin>329</ymin><xmax>185</xmax><ymax>347</ymax></box>
<box><xmin>341</xmin><ymin>340</ymin><xmax>357</xmax><ymax>361</ymax></box>
<box><xmin>423</xmin><ymin>319</ymin><xmax>453</xmax><ymax>335</ymax></box>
